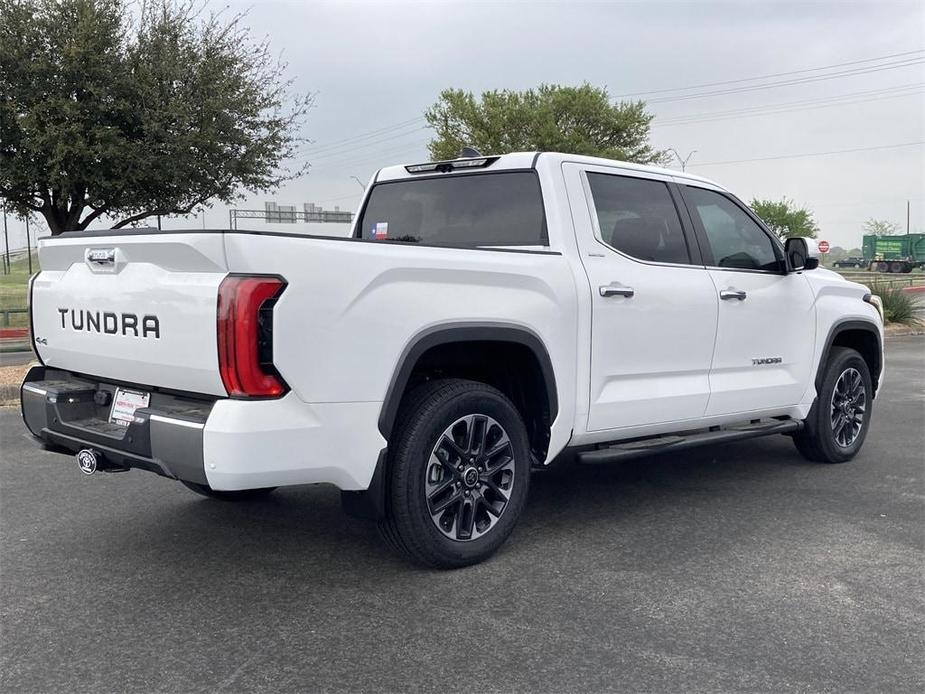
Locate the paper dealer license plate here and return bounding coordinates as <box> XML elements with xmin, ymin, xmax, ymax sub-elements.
<box><xmin>109</xmin><ymin>388</ymin><xmax>150</xmax><ymax>427</ymax></box>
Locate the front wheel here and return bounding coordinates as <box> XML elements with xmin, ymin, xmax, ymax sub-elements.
<box><xmin>379</xmin><ymin>379</ymin><xmax>531</xmax><ymax>568</ymax></box>
<box><xmin>181</xmin><ymin>481</ymin><xmax>277</xmax><ymax>501</ymax></box>
<box><xmin>793</xmin><ymin>347</ymin><xmax>873</xmax><ymax>463</ymax></box>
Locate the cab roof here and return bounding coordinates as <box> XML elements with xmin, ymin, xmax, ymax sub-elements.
<box><xmin>375</xmin><ymin>151</ymin><xmax>725</xmax><ymax>190</ymax></box>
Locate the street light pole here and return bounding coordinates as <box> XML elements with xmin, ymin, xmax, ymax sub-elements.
<box><xmin>668</xmin><ymin>148</ymin><xmax>697</xmax><ymax>172</ymax></box>
<box><xmin>350</xmin><ymin>176</ymin><xmax>366</xmax><ymax>190</ymax></box>
<box><xmin>25</xmin><ymin>215</ymin><xmax>32</xmax><ymax>274</ymax></box>
<box><xmin>2</xmin><ymin>203</ymin><xmax>9</xmax><ymax>274</ymax></box>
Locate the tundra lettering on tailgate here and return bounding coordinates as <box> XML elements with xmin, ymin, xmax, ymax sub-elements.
<box><xmin>57</xmin><ymin>308</ymin><xmax>160</xmax><ymax>339</ymax></box>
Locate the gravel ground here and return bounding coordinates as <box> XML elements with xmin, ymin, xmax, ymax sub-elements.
<box><xmin>0</xmin><ymin>364</ymin><xmax>29</xmax><ymax>385</ymax></box>
<box><xmin>0</xmin><ymin>364</ymin><xmax>30</xmax><ymax>405</ymax></box>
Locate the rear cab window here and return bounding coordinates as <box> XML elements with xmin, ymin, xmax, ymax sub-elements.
<box><xmin>585</xmin><ymin>172</ymin><xmax>693</xmax><ymax>265</ymax></box>
<box><xmin>355</xmin><ymin>171</ymin><xmax>547</xmax><ymax>247</ymax></box>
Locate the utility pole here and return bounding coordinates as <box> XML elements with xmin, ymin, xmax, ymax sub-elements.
<box><xmin>668</xmin><ymin>148</ymin><xmax>697</xmax><ymax>172</ymax></box>
<box><xmin>907</xmin><ymin>199</ymin><xmax>911</xmax><ymax>235</ymax></box>
<box><xmin>25</xmin><ymin>215</ymin><xmax>32</xmax><ymax>274</ymax></box>
<box><xmin>2</xmin><ymin>204</ymin><xmax>9</xmax><ymax>275</ymax></box>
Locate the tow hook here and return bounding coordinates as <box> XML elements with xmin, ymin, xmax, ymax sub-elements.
<box><xmin>76</xmin><ymin>448</ymin><xmax>128</xmax><ymax>475</ymax></box>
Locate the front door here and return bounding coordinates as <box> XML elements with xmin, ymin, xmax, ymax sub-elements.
<box><xmin>677</xmin><ymin>184</ymin><xmax>816</xmax><ymax>415</ymax></box>
<box><xmin>564</xmin><ymin>164</ymin><xmax>718</xmax><ymax>432</ymax></box>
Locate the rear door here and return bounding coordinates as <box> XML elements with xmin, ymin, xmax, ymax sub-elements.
<box><xmin>677</xmin><ymin>184</ymin><xmax>816</xmax><ymax>415</ymax></box>
<box><xmin>564</xmin><ymin>164</ymin><xmax>718</xmax><ymax>431</ymax></box>
<box><xmin>32</xmin><ymin>232</ymin><xmax>229</xmax><ymax>395</ymax></box>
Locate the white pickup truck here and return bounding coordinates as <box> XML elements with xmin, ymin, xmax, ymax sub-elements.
<box><xmin>21</xmin><ymin>151</ymin><xmax>884</xmax><ymax>568</ymax></box>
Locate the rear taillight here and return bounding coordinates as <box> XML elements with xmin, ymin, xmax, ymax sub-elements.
<box><xmin>217</xmin><ymin>275</ymin><xmax>288</xmax><ymax>398</ymax></box>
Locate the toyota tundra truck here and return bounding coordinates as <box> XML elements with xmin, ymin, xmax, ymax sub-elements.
<box><xmin>20</xmin><ymin>151</ymin><xmax>884</xmax><ymax>568</ymax></box>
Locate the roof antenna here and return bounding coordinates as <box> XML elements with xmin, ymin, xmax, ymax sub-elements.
<box><xmin>459</xmin><ymin>146</ymin><xmax>482</xmax><ymax>158</ymax></box>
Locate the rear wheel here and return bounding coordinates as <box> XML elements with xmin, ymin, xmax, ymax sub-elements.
<box><xmin>379</xmin><ymin>379</ymin><xmax>531</xmax><ymax>568</ymax></box>
<box><xmin>890</xmin><ymin>262</ymin><xmax>904</xmax><ymax>273</ymax></box>
<box><xmin>181</xmin><ymin>481</ymin><xmax>277</xmax><ymax>501</ymax></box>
<box><xmin>793</xmin><ymin>347</ymin><xmax>873</xmax><ymax>463</ymax></box>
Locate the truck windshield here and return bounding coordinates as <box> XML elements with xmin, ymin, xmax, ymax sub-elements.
<box><xmin>356</xmin><ymin>171</ymin><xmax>547</xmax><ymax>247</ymax></box>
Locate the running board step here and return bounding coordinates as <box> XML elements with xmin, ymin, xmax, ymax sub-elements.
<box><xmin>577</xmin><ymin>420</ymin><xmax>803</xmax><ymax>465</ymax></box>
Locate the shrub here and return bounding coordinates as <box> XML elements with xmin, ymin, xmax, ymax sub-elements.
<box><xmin>871</xmin><ymin>284</ymin><xmax>922</xmax><ymax>325</ymax></box>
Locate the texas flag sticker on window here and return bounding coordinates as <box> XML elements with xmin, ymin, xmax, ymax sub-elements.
<box><xmin>371</xmin><ymin>222</ymin><xmax>388</xmax><ymax>240</ymax></box>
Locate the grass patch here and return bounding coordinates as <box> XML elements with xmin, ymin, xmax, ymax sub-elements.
<box><xmin>0</xmin><ymin>253</ymin><xmax>35</xmax><ymax>325</ymax></box>
<box><xmin>0</xmin><ymin>253</ymin><xmax>39</xmax><ymax>312</ymax></box>
<box><xmin>871</xmin><ymin>284</ymin><xmax>922</xmax><ymax>325</ymax></box>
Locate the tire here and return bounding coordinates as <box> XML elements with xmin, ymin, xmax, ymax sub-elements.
<box><xmin>876</xmin><ymin>261</ymin><xmax>889</xmax><ymax>273</ymax></box>
<box><xmin>793</xmin><ymin>347</ymin><xmax>873</xmax><ymax>463</ymax></box>
<box><xmin>180</xmin><ymin>481</ymin><xmax>277</xmax><ymax>501</ymax></box>
<box><xmin>378</xmin><ymin>379</ymin><xmax>531</xmax><ymax>569</ymax></box>
<box><xmin>890</xmin><ymin>262</ymin><xmax>904</xmax><ymax>274</ymax></box>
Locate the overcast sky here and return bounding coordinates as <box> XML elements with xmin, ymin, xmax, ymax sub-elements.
<box><xmin>6</xmin><ymin>0</ymin><xmax>924</xmax><ymax>250</ymax></box>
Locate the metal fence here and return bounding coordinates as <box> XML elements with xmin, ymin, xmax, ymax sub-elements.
<box><xmin>229</xmin><ymin>208</ymin><xmax>354</xmax><ymax>229</ymax></box>
<box><xmin>837</xmin><ymin>272</ymin><xmax>924</xmax><ymax>290</ymax></box>
<box><xmin>1</xmin><ymin>308</ymin><xmax>28</xmax><ymax>327</ymax></box>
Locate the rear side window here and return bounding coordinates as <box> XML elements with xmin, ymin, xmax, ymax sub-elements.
<box><xmin>683</xmin><ymin>186</ymin><xmax>783</xmax><ymax>272</ymax></box>
<box><xmin>356</xmin><ymin>171</ymin><xmax>547</xmax><ymax>247</ymax></box>
<box><xmin>586</xmin><ymin>173</ymin><xmax>692</xmax><ymax>265</ymax></box>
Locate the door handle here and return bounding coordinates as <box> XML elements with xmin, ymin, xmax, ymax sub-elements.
<box><xmin>599</xmin><ymin>282</ymin><xmax>635</xmax><ymax>298</ymax></box>
<box><xmin>720</xmin><ymin>288</ymin><xmax>747</xmax><ymax>301</ymax></box>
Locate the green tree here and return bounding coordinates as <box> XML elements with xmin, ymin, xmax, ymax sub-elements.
<box><xmin>0</xmin><ymin>0</ymin><xmax>312</xmax><ymax>234</ymax></box>
<box><xmin>827</xmin><ymin>245</ymin><xmax>847</xmax><ymax>262</ymax></box>
<box><xmin>862</xmin><ymin>218</ymin><xmax>901</xmax><ymax>235</ymax></box>
<box><xmin>749</xmin><ymin>198</ymin><xmax>819</xmax><ymax>240</ymax></box>
<box><xmin>425</xmin><ymin>84</ymin><xmax>667</xmax><ymax>164</ymax></box>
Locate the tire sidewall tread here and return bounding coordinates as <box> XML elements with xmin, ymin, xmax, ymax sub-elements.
<box><xmin>378</xmin><ymin>378</ymin><xmax>531</xmax><ymax>569</ymax></box>
<box><xmin>794</xmin><ymin>346</ymin><xmax>873</xmax><ymax>464</ymax></box>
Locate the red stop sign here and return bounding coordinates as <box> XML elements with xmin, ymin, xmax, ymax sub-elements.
<box><xmin>818</xmin><ymin>240</ymin><xmax>830</xmax><ymax>253</ymax></box>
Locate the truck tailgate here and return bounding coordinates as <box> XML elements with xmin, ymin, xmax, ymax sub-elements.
<box><xmin>31</xmin><ymin>232</ymin><xmax>228</xmax><ymax>396</ymax></box>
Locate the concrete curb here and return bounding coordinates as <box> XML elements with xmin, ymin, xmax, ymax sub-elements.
<box><xmin>884</xmin><ymin>324</ymin><xmax>925</xmax><ymax>339</ymax></box>
<box><xmin>0</xmin><ymin>341</ymin><xmax>30</xmax><ymax>353</ymax></box>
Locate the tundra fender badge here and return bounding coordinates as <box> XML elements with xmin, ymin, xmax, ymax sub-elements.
<box><xmin>752</xmin><ymin>356</ymin><xmax>783</xmax><ymax>365</ymax></box>
<box><xmin>76</xmin><ymin>449</ymin><xmax>99</xmax><ymax>475</ymax></box>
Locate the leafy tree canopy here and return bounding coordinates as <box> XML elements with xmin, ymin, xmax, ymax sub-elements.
<box><xmin>425</xmin><ymin>84</ymin><xmax>667</xmax><ymax>165</ymax></box>
<box><xmin>862</xmin><ymin>218</ymin><xmax>901</xmax><ymax>236</ymax></box>
<box><xmin>749</xmin><ymin>197</ymin><xmax>819</xmax><ymax>240</ymax></box>
<box><xmin>0</xmin><ymin>0</ymin><xmax>311</xmax><ymax>234</ymax></box>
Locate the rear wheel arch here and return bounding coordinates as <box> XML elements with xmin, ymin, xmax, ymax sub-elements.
<box><xmin>817</xmin><ymin>320</ymin><xmax>882</xmax><ymax>395</ymax></box>
<box><xmin>378</xmin><ymin>323</ymin><xmax>558</xmax><ymax>462</ymax></box>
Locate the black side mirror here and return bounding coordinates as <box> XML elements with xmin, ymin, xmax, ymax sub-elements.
<box><xmin>785</xmin><ymin>237</ymin><xmax>818</xmax><ymax>271</ymax></box>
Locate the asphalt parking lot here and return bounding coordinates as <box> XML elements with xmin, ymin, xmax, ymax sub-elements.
<box><xmin>1</xmin><ymin>337</ymin><xmax>923</xmax><ymax>693</ymax></box>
